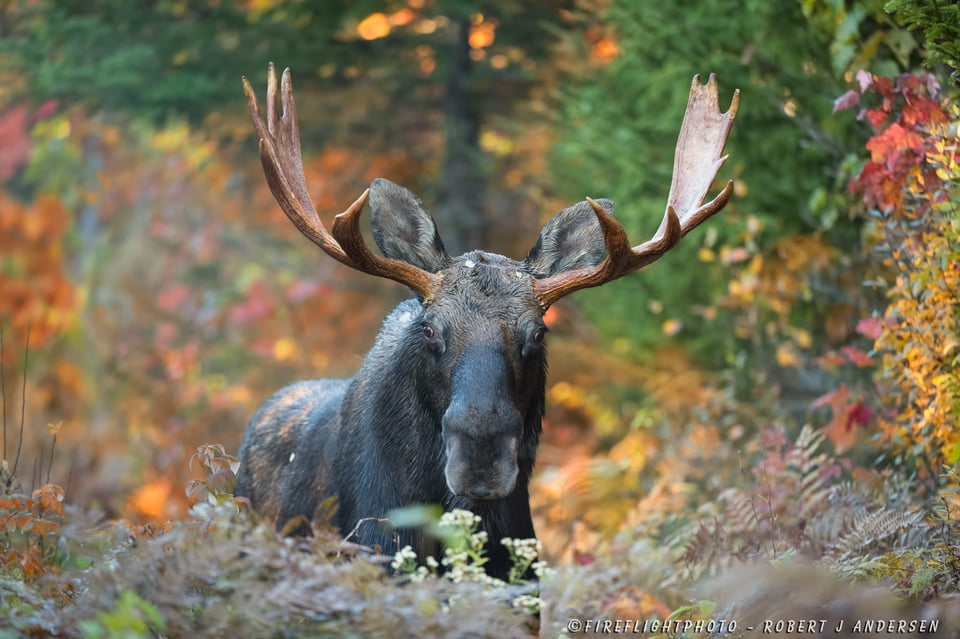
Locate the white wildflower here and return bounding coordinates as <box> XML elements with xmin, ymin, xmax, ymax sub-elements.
<box><xmin>512</xmin><ymin>594</ymin><xmax>543</xmax><ymax>614</ymax></box>
<box><xmin>391</xmin><ymin>544</ymin><xmax>418</xmax><ymax>572</ymax></box>
<box><xmin>439</xmin><ymin>508</ymin><xmax>482</xmax><ymax>529</ymax></box>
<box><xmin>532</xmin><ymin>560</ymin><xmax>554</xmax><ymax>579</ymax></box>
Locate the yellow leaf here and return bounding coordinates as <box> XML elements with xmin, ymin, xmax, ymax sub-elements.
<box><xmin>479</xmin><ymin>130</ymin><xmax>513</xmax><ymax>156</ymax></box>
<box><xmin>776</xmin><ymin>343</ymin><xmax>802</xmax><ymax>368</ymax></box>
<box><xmin>932</xmin><ymin>374</ymin><xmax>953</xmax><ymax>387</ymax></box>
<box><xmin>273</xmin><ymin>337</ymin><xmax>297</xmax><ymax>362</ymax></box>
<box><xmin>172</xmin><ymin>50</ymin><xmax>192</xmax><ymax>66</ymax></box>
<box><xmin>661</xmin><ymin>318</ymin><xmax>683</xmax><ymax>336</ymax></box>
<box><xmin>941</xmin><ymin>336</ymin><xmax>959</xmax><ymax>358</ymax></box>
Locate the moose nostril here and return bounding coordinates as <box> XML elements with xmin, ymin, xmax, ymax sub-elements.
<box><xmin>466</xmin><ymin>485</ymin><xmax>494</xmax><ymax>500</ymax></box>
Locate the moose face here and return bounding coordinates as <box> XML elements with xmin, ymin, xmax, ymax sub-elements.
<box><xmin>368</xmin><ymin>178</ymin><xmax>610</xmax><ymax>500</ymax></box>
<box><xmin>422</xmin><ymin>253</ymin><xmax>546</xmax><ymax>500</ymax></box>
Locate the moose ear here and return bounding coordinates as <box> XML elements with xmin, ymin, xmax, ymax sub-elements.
<box><xmin>522</xmin><ymin>199</ymin><xmax>612</xmax><ymax>278</ymax></box>
<box><xmin>368</xmin><ymin>178</ymin><xmax>451</xmax><ymax>273</ymax></box>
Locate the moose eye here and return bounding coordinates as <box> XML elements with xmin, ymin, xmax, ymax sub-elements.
<box><xmin>421</xmin><ymin>323</ymin><xmax>446</xmax><ymax>356</ymax></box>
<box><xmin>522</xmin><ymin>326</ymin><xmax>548</xmax><ymax>358</ymax></box>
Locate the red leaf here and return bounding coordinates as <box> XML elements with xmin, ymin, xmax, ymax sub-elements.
<box><xmin>813</xmin><ymin>384</ymin><xmax>849</xmax><ymax>409</ymax></box>
<box><xmin>874</xmin><ymin>76</ymin><xmax>893</xmax><ymax>97</ymax></box>
<box><xmin>896</xmin><ymin>73</ymin><xmax>921</xmax><ymax>95</ymax></box>
<box><xmin>228</xmin><ymin>280</ymin><xmax>274</xmax><ymax>325</ymax></box>
<box><xmin>841</xmin><ymin>345</ymin><xmax>874</xmax><ymax>368</ymax></box>
<box><xmin>855</xmin><ymin>317</ymin><xmax>884</xmax><ymax>340</ymax></box>
<box><xmin>157</xmin><ymin>285</ymin><xmax>189</xmax><ymax>311</ymax></box>
<box><xmin>833</xmin><ymin>90</ymin><xmax>860</xmax><ymax>113</ymax></box>
<box><xmin>902</xmin><ymin>98</ymin><xmax>949</xmax><ymax>127</ymax></box>
<box><xmin>0</xmin><ymin>105</ymin><xmax>31</xmax><ymax>180</ymax></box>
<box><xmin>855</xmin><ymin>69</ymin><xmax>873</xmax><ymax>92</ymax></box>
<box><xmin>32</xmin><ymin>100</ymin><xmax>59</xmax><ymax>122</ymax></box>
<box><xmin>847</xmin><ymin>402</ymin><xmax>873</xmax><ymax>427</ymax></box>
<box><xmin>863</xmin><ymin>108</ymin><xmax>888</xmax><ymax>129</ymax></box>
<box><xmin>865</xmin><ymin>123</ymin><xmax>924</xmax><ymax>163</ymax></box>
<box><xmin>286</xmin><ymin>278</ymin><xmax>318</xmax><ymax>303</ymax></box>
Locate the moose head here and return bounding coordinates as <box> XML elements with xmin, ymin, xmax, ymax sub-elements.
<box><xmin>234</xmin><ymin>64</ymin><xmax>738</xmax><ymax>579</ymax></box>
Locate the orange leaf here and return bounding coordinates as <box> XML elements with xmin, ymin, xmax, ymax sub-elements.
<box><xmin>33</xmin><ymin>484</ymin><xmax>65</xmax><ymax>517</ymax></box>
<box><xmin>29</xmin><ymin>518</ymin><xmax>60</xmax><ymax>536</ymax></box>
<box><xmin>357</xmin><ymin>13</ymin><xmax>390</xmax><ymax>40</ymax></box>
<box><xmin>19</xmin><ymin>546</ymin><xmax>47</xmax><ymax>579</ymax></box>
<box><xmin>822</xmin><ymin>404</ymin><xmax>858</xmax><ymax>454</ymax></box>
<box><xmin>128</xmin><ymin>478</ymin><xmax>173</xmax><ymax>520</ymax></box>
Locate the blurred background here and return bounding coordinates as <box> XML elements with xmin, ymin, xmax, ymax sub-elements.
<box><xmin>0</xmin><ymin>0</ymin><xmax>957</xmax><ymax>579</ymax></box>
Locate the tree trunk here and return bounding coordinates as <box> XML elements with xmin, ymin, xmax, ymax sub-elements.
<box><xmin>437</xmin><ymin>17</ymin><xmax>484</xmax><ymax>254</ymax></box>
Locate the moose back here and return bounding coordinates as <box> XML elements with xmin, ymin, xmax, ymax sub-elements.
<box><xmin>233</xmin><ymin>64</ymin><xmax>738</xmax><ymax>580</ymax></box>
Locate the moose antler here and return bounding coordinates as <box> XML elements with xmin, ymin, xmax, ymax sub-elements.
<box><xmin>242</xmin><ymin>64</ymin><xmax>441</xmax><ymax>301</ymax></box>
<box><xmin>533</xmin><ymin>74</ymin><xmax>739</xmax><ymax>310</ymax></box>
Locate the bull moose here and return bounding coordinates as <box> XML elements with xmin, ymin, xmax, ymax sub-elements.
<box><xmin>234</xmin><ymin>63</ymin><xmax>738</xmax><ymax>580</ymax></box>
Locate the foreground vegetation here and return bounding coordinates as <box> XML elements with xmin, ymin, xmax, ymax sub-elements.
<box><xmin>2</xmin><ymin>428</ymin><xmax>960</xmax><ymax>637</ymax></box>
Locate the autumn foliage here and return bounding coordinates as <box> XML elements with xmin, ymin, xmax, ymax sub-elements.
<box><xmin>838</xmin><ymin>70</ymin><xmax>960</xmax><ymax>475</ymax></box>
<box><xmin>2</xmin><ymin>0</ymin><xmax>960</xmax><ymax>635</ymax></box>
<box><xmin>0</xmin><ymin>193</ymin><xmax>75</xmax><ymax>346</ymax></box>
<box><xmin>0</xmin><ymin>483</ymin><xmax>65</xmax><ymax>581</ymax></box>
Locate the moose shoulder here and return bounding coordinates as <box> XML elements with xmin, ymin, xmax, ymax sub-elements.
<box><xmin>234</xmin><ymin>64</ymin><xmax>738</xmax><ymax>580</ymax></box>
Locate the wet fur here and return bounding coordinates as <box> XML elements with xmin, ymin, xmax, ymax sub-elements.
<box><xmin>235</xmin><ymin>179</ymin><xmax>607</xmax><ymax>580</ymax></box>
<box><xmin>235</xmin><ymin>263</ymin><xmax>543</xmax><ymax>578</ymax></box>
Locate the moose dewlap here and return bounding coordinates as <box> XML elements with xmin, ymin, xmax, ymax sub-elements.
<box><xmin>233</xmin><ymin>64</ymin><xmax>738</xmax><ymax>580</ymax></box>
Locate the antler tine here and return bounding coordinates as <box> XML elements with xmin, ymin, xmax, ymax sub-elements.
<box><xmin>243</xmin><ymin>64</ymin><xmax>440</xmax><ymax>301</ymax></box>
<box><xmin>242</xmin><ymin>64</ymin><xmax>351</xmax><ymax>266</ymax></box>
<box><xmin>534</xmin><ymin>74</ymin><xmax>738</xmax><ymax>310</ymax></box>
<box><xmin>667</xmin><ymin>74</ymin><xmax>739</xmax><ymax>228</ymax></box>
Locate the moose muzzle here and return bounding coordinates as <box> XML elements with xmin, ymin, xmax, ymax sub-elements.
<box><xmin>442</xmin><ymin>341</ymin><xmax>523</xmax><ymax>500</ymax></box>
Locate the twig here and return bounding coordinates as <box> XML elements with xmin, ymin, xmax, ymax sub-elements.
<box><xmin>10</xmin><ymin>325</ymin><xmax>29</xmax><ymax>482</ymax></box>
<box><xmin>65</xmin><ymin>465</ymin><xmax>74</xmax><ymax>503</ymax></box>
<box><xmin>1</xmin><ymin>328</ymin><xmax>6</xmax><ymax>465</ymax></box>
<box><xmin>37</xmin><ymin>444</ymin><xmax>44</xmax><ymax>489</ymax></box>
<box><xmin>760</xmin><ymin>456</ymin><xmax>781</xmax><ymax>558</ymax></box>
<box><xmin>342</xmin><ymin>516</ymin><xmax>393</xmax><ymax>545</ymax></box>
<box><xmin>46</xmin><ymin>433</ymin><xmax>57</xmax><ymax>486</ymax></box>
<box><xmin>338</xmin><ymin>516</ymin><xmax>395</xmax><ymax>559</ymax></box>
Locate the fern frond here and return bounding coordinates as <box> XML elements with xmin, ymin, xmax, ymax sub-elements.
<box><xmin>827</xmin><ymin>508</ymin><xmax>924</xmax><ymax>561</ymax></box>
